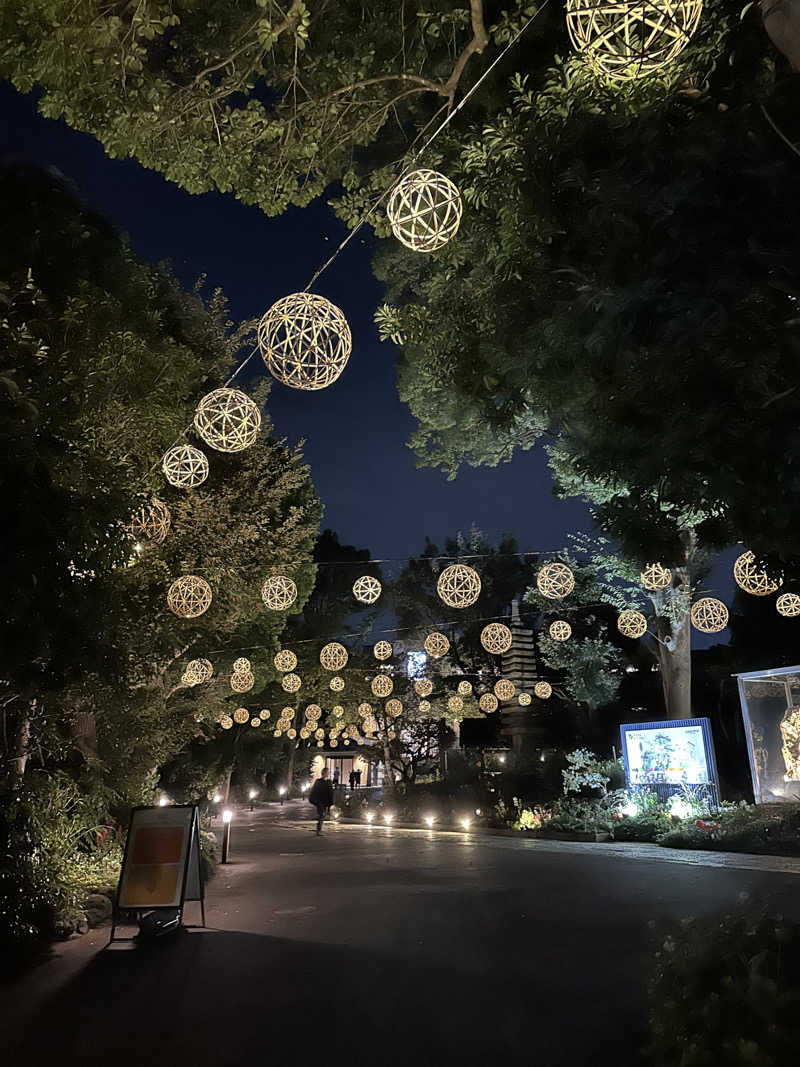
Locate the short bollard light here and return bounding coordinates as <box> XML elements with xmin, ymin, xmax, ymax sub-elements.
<box><xmin>383</xmin><ymin>813</ymin><xmax>394</xmax><ymax>825</ymax></box>
<box><xmin>248</xmin><ymin>788</ymin><xmax>257</xmax><ymax>811</ymax></box>
<box><xmin>424</xmin><ymin>815</ymin><xmax>436</xmax><ymax>828</ymax></box>
<box><xmin>460</xmin><ymin>817</ymin><xmax>472</xmax><ymax>831</ymax></box>
<box><xmin>279</xmin><ymin>785</ymin><xmax>287</xmax><ymax>806</ymax></box>
<box><xmin>158</xmin><ymin>794</ymin><xmax>169</xmax><ymax>807</ymax></box>
<box><xmin>221</xmin><ymin>809</ymin><xmax>233</xmax><ymax>863</ymax></box>
<box><xmin>365</xmin><ymin>811</ymin><xmax>375</xmax><ymax>824</ymax></box>
<box><xmin>213</xmin><ymin>793</ymin><xmax>222</xmax><ymax>803</ymax></box>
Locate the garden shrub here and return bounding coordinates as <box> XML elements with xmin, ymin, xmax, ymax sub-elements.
<box><xmin>612</xmin><ymin>811</ymin><xmax>670</xmax><ymax>842</ymax></box>
<box><xmin>648</xmin><ymin>911</ymin><xmax>800</xmax><ymax>1066</ymax></box>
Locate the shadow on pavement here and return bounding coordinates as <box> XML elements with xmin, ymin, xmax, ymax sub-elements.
<box><xmin>1</xmin><ymin>925</ymin><xmax>646</xmax><ymax>1067</ymax></box>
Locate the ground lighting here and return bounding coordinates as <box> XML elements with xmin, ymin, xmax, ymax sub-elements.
<box><xmin>383</xmin><ymin>813</ymin><xmax>394</xmax><ymax>825</ymax></box>
<box><xmin>365</xmin><ymin>811</ymin><xmax>375</xmax><ymax>823</ymax></box>
<box><xmin>424</xmin><ymin>815</ymin><xmax>436</xmax><ymax>827</ymax></box>
<box><xmin>460</xmin><ymin>817</ymin><xmax>472</xmax><ymax>831</ymax></box>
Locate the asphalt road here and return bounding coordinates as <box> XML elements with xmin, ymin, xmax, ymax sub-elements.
<box><xmin>3</xmin><ymin>801</ymin><xmax>800</xmax><ymax>1067</ymax></box>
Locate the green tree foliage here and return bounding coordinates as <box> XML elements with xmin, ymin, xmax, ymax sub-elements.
<box><xmin>0</xmin><ymin>166</ymin><xmax>321</xmax><ymax>799</ymax></box>
<box><xmin>370</xmin><ymin>4</ymin><xmax>800</xmax><ymax>561</ymax></box>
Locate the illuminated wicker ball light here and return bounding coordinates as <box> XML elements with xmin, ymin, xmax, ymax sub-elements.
<box><xmin>358</xmin><ymin>702</ymin><xmax>373</xmax><ymax>718</ymax></box>
<box><xmin>250</xmin><ymin>717</ymin><xmax>261</xmax><ymax>728</ymax></box>
<box><xmin>479</xmin><ymin>693</ymin><xmax>499</xmax><ymax>714</ymax></box>
<box><xmin>320</xmin><ymin>642</ymin><xmax>348</xmax><ymax>671</ymax></box>
<box><xmin>167</xmin><ymin>575</ymin><xmax>212</xmax><ymax>618</ymax></box>
<box><xmin>480</xmin><ymin>622</ymin><xmax>512</xmax><ymax>654</ymax></box>
<box><xmin>258</xmin><ymin>292</ymin><xmax>352</xmax><ymax>391</ymax></box>
<box><xmin>262</xmin><ymin>575</ymin><xmax>297</xmax><ymax>611</ymax></box>
<box><xmin>518</xmin><ymin>693</ymin><xmax>532</xmax><ymax>706</ymax></box>
<box><xmin>618</xmin><ymin>609</ymin><xmax>647</xmax><ymax>639</ymax></box>
<box><xmin>373</xmin><ymin>640</ymin><xmax>393</xmax><ymax>661</ymax></box>
<box><xmin>691</xmin><ymin>597</ymin><xmax>729</xmax><ymax>634</ymax></box>
<box><xmin>457</xmin><ymin>680</ymin><xmax>473</xmax><ymax>696</ymax></box>
<box><xmin>220</xmin><ymin>715</ymin><xmax>233</xmax><ymax>730</ymax></box>
<box><xmin>353</xmin><ymin>575</ymin><xmax>382</xmax><ymax>604</ymax></box>
<box><xmin>424</xmin><ymin>632</ymin><xmax>450</xmax><ymax>659</ymax></box>
<box><xmin>494</xmin><ymin>679</ymin><xmax>516</xmax><ymax>701</ymax></box>
<box><xmin>419</xmin><ymin>699</ymin><xmax>432</xmax><ymax>713</ymax></box>
<box><xmin>128</xmin><ymin>498</ymin><xmax>171</xmax><ymax>544</ymax></box>
<box><xmin>182</xmin><ymin>658</ymin><xmax>213</xmax><ymax>686</ymax></box>
<box><xmin>534</xmin><ymin>681</ymin><xmax>552</xmax><ymax>700</ymax></box>
<box><xmin>436</xmin><ymin>563</ymin><xmax>481</xmax><ymax>608</ymax></box>
<box><xmin>274</xmin><ymin>649</ymin><xmax>297</xmax><ymax>672</ymax></box>
<box><xmin>233</xmin><ymin>708</ymin><xmax>249</xmax><ymax>725</ymax></box>
<box><xmin>282</xmin><ymin>673</ymin><xmax>301</xmax><ymax>693</ymax></box>
<box><xmin>777</xmin><ymin>593</ymin><xmax>800</xmax><ymax>618</ymax></box>
<box><xmin>733</xmin><ymin>551</ymin><xmax>782</xmax><ymax>596</ymax></box>
<box><xmin>537</xmin><ymin>562</ymin><xmax>575</xmax><ymax>600</ymax></box>
<box><xmin>448</xmin><ymin>695</ymin><xmax>463</xmax><ymax>714</ymax></box>
<box><xmin>386</xmin><ymin>698</ymin><xmax>403</xmax><ymax>717</ymax></box>
<box><xmin>259</xmin><ymin>709</ymin><xmax>270</xmax><ymax>720</ymax></box>
<box><xmin>194</xmin><ymin>388</ymin><xmax>261</xmax><ymax>452</ymax></box>
<box><xmin>565</xmin><ymin>0</ymin><xmax>704</xmax><ymax>81</ymax></box>
<box><xmin>230</xmin><ymin>670</ymin><xmax>254</xmax><ymax>693</ymax></box>
<box><xmin>415</xmin><ymin>678</ymin><xmax>433</xmax><ymax>697</ymax></box>
<box><xmin>162</xmin><ymin>444</ymin><xmax>209</xmax><ymax>489</ymax></box>
<box><xmin>233</xmin><ymin>658</ymin><xmax>251</xmax><ymax>672</ymax></box>
<box><xmin>549</xmin><ymin>620</ymin><xmax>572</xmax><ymax>642</ymax></box>
<box><xmin>641</xmin><ymin>563</ymin><xmax>672</xmax><ymax>591</ymax></box>
<box><xmin>330</xmin><ymin>676</ymin><xmax>345</xmax><ymax>692</ymax></box>
<box><xmin>387</xmin><ymin>169</ymin><xmax>463</xmax><ymax>253</ymax></box>
<box><xmin>371</xmin><ymin>675</ymin><xmax>394</xmax><ymax>698</ymax></box>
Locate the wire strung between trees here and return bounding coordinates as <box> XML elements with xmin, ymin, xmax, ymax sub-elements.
<box><xmin>143</xmin><ymin>2</ymin><xmax>550</xmax><ymax>484</ymax></box>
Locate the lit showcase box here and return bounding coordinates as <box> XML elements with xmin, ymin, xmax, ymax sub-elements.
<box><xmin>736</xmin><ymin>665</ymin><xmax>800</xmax><ymax>803</ymax></box>
<box><xmin>620</xmin><ymin>717</ymin><xmax>719</xmax><ymax>806</ymax></box>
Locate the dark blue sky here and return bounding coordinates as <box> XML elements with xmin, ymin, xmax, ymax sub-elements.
<box><xmin>0</xmin><ymin>81</ymin><xmax>593</xmax><ymax>563</ymax></box>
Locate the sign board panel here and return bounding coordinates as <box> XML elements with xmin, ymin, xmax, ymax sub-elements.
<box><xmin>117</xmin><ymin>806</ymin><xmax>199</xmax><ymax>910</ymax></box>
<box><xmin>620</xmin><ymin>717</ymin><xmax>719</xmax><ymax>803</ymax></box>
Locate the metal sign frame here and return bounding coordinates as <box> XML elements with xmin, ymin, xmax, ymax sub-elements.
<box><xmin>109</xmin><ymin>804</ymin><xmax>205</xmax><ymax>944</ymax></box>
<box><xmin>619</xmin><ymin>717</ymin><xmax>720</xmax><ymax>807</ymax></box>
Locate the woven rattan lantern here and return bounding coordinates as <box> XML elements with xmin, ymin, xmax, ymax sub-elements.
<box><xmin>281</xmin><ymin>707</ymin><xmax>295</xmax><ymax>720</ymax></box>
<box><xmin>387</xmin><ymin>169</ymin><xmax>463</xmax><ymax>252</ymax></box>
<box><xmin>371</xmin><ymin>675</ymin><xmax>394</xmax><ymax>698</ymax></box>
<box><xmin>447</xmin><ymin>695</ymin><xmax>464</xmax><ymax>714</ymax></box>
<box><xmin>641</xmin><ymin>563</ymin><xmax>672</xmax><ymax>591</ymax></box>
<box><xmin>436</xmin><ymin>563</ymin><xmax>481</xmax><ymax>608</ymax></box>
<box><xmin>534</xmin><ymin>681</ymin><xmax>552</xmax><ymax>699</ymax></box>
<box><xmin>358</xmin><ymin>702</ymin><xmax>373</xmax><ymax>717</ymax></box>
<box><xmin>259</xmin><ymin>709</ymin><xmax>270</xmax><ymax>720</ymax></box>
<box><xmin>250</xmin><ymin>717</ymin><xmax>261</xmax><ymax>728</ymax></box>
<box><xmin>777</xmin><ymin>593</ymin><xmax>800</xmax><ymax>618</ymax></box>
<box><xmin>233</xmin><ymin>658</ymin><xmax>251</xmax><ymax>673</ymax></box>
<box><xmin>128</xmin><ymin>498</ymin><xmax>171</xmax><ymax>545</ymax></box>
<box><xmin>320</xmin><ymin>642</ymin><xmax>348</xmax><ymax>671</ymax></box>
<box><xmin>518</xmin><ymin>693</ymin><xmax>532</xmax><ymax>706</ymax></box>
<box><xmin>565</xmin><ymin>0</ymin><xmax>703</xmax><ymax>81</ymax></box>
<box><xmin>300</xmin><ymin>727</ymin><xmax>310</xmax><ymax>739</ymax></box>
<box><xmin>549</xmin><ymin>620</ymin><xmax>572</xmax><ymax>642</ymax></box>
<box><xmin>494</xmin><ymin>678</ymin><xmax>516</xmax><ymax>701</ymax></box>
<box><xmin>617</xmin><ymin>609</ymin><xmax>648</xmax><ymax>639</ymax></box>
<box><xmin>314</xmin><ymin>728</ymin><xmax>325</xmax><ymax>740</ymax></box>
<box><xmin>258</xmin><ymin>292</ymin><xmax>352</xmax><ymax>391</ymax></box>
<box><xmin>167</xmin><ymin>575</ymin><xmax>212</xmax><ymax>618</ymax></box>
<box><xmin>537</xmin><ymin>562</ymin><xmax>575</xmax><ymax>600</ymax></box>
<box><xmin>194</xmin><ymin>388</ymin><xmax>261</xmax><ymax>453</ymax></box>
<box><xmin>330</xmin><ymin>676</ymin><xmax>345</xmax><ymax>692</ymax></box>
<box><xmin>386</xmin><ymin>698</ymin><xmax>403</xmax><ymax>718</ymax></box>
<box><xmin>281</xmin><ymin>672</ymin><xmax>301</xmax><ymax>693</ymax></box>
<box><xmin>274</xmin><ymin>649</ymin><xmax>297</xmax><ymax>672</ymax></box>
<box><xmin>480</xmin><ymin>622</ymin><xmax>512</xmax><ymax>654</ymax></box>
<box><xmin>333</xmin><ymin>705</ymin><xmax>344</xmax><ymax>717</ymax></box>
<box><xmin>691</xmin><ymin>597</ymin><xmax>728</xmax><ymax>634</ymax></box>
<box><xmin>233</xmin><ymin>707</ymin><xmax>249</xmax><ymax>725</ymax></box>
<box><xmin>230</xmin><ymin>670</ymin><xmax>254</xmax><ymax>693</ymax></box>
<box><xmin>424</xmin><ymin>632</ymin><xmax>450</xmax><ymax>659</ymax></box>
<box><xmin>419</xmin><ymin>699</ymin><xmax>432</xmax><ymax>713</ymax></box>
<box><xmin>220</xmin><ymin>715</ymin><xmax>233</xmax><ymax>730</ymax></box>
<box><xmin>330</xmin><ymin>739</ymin><xmax>339</xmax><ymax>748</ymax></box>
<box><xmin>261</xmin><ymin>575</ymin><xmax>297</xmax><ymax>611</ymax></box>
<box><xmin>287</xmin><ymin>728</ymin><xmax>296</xmax><ymax>739</ymax></box>
<box><xmin>479</xmin><ymin>693</ymin><xmax>499</xmax><ymax>714</ymax></box>
<box><xmin>352</xmin><ymin>575</ymin><xmax>381</xmax><ymax>604</ymax></box>
<box><xmin>182</xmin><ymin>658</ymin><xmax>213</xmax><ymax>686</ymax></box>
<box><xmin>373</xmin><ymin>640</ymin><xmax>393</xmax><ymax>661</ymax></box>
<box><xmin>162</xmin><ymin>444</ymin><xmax>209</xmax><ymax>489</ymax></box>
<box><xmin>306</xmin><ymin>704</ymin><xmax>322</xmax><ymax>721</ymax></box>
<box><xmin>415</xmin><ymin>678</ymin><xmax>433</xmax><ymax>697</ymax></box>
<box><xmin>457</xmin><ymin>680</ymin><xmax>473</xmax><ymax>696</ymax></box>
<box><xmin>733</xmin><ymin>551</ymin><xmax>782</xmax><ymax>597</ymax></box>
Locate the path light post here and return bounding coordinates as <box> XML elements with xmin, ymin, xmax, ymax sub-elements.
<box><xmin>248</xmin><ymin>788</ymin><xmax>257</xmax><ymax>812</ymax></box>
<box><xmin>279</xmin><ymin>785</ymin><xmax>286</xmax><ymax>806</ymax></box>
<box><xmin>221</xmin><ymin>809</ymin><xmax>233</xmax><ymax>863</ymax></box>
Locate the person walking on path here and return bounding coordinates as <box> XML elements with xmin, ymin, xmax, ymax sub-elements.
<box><xmin>308</xmin><ymin>769</ymin><xmax>333</xmax><ymax>835</ymax></box>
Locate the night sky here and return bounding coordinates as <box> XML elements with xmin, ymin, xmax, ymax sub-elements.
<box><xmin>0</xmin><ymin>82</ymin><xmax>735</xmax><ymax>639</ymax></box>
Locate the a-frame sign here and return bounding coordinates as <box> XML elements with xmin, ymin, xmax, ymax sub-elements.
<box><xmin>110</xmin><ymin>804</ymin><xmax>205</xmax><ymax>943</ymax></box>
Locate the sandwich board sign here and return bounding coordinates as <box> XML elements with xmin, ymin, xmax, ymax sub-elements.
<box><xmin>110</xmin><ymin>804</ymin><xmax>205</xmax><ymax>942</ymax></box>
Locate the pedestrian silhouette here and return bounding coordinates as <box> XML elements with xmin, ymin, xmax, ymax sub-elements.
<box><xmin>308</xmin><ymin>769</ymin><xmax>334</xmax><ymax>835</ymax></box>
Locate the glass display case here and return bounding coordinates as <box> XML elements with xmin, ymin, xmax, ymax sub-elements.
<box><xmin>736</xmin><ymin>666</ymin><xmax>800</xmax><ymax>803</ymax></box>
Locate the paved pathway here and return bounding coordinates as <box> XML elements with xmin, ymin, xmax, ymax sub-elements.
<box><xmin>2</xmin><ymin>801</ymin><xmax>799</xmax><ymax>1067</ymax></box>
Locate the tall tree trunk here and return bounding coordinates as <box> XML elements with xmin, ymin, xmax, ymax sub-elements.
<box><xmin>652</xmin><ymin>528</ymin><xmax>696</xmax><ymax>720</ymax></box>
<box><xmin>285</xmin><ymin>741</ymin><xmax>296</xmax><ymax>791</ymax></box>
<box><xmin>223</xmin><ymin>762</ymin><xmax>234</xmax><ymax>804</ymax></box>
<box><xmin>381</xmin><ymin>733</ymin><xmax>396</xmax><ymax>796</ymax></box>
<box><xmin>13</xmin><ymin>716</ymin><xmax>30</xmax><ymax>777</ymax></box>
